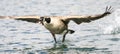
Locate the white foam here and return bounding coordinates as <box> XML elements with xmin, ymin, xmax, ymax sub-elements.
<box><xmin>103</xmin><ymin>9</ymin><xmax>120</xmax><ymax>34</ymax></box>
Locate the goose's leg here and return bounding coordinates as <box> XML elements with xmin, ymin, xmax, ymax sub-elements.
<box><xmin>51</xmin><ymin>32</ymin><xmax>57</xmax><ymax>43</ymax></box>
<box><xmin>62</xmin><ymin>30</ymin><xmax>69</xmax><ymax>42</ymax></box>
<box><xmin>62</xmin><ymin>29</ymin><xmax>75</xmax><ymax>42</ymax></box>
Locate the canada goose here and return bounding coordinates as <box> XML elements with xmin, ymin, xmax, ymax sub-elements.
<box><xmin>0</xmin><ymin>6</ymin><xmax>113</xmax><ymax>43</ymax></box>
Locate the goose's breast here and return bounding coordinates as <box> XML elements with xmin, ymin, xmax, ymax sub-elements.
<box><xmin>44</xmin><ymin>18</ymin><xmax>67</xmax><ymax>34</ymax></box>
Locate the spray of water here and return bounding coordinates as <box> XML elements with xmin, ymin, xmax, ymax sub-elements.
<box><xmin>103</xmin><ymin>9</ymin><xmax>120</xmax><ymax>34</ymax></box>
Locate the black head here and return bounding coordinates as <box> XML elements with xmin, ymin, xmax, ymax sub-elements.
<box><xmin>39</xmin><ymin>17</ymin><xmax>51</xmax><ymax>24</ymax></box>
<box><xmin>45</xmin><ymin>17</ymin><xmax>51</xmax><ymax>23</ymax></box>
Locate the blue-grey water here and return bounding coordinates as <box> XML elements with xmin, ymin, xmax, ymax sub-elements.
<box><xmin>0</xmin><ymin>0</ymin><xmax>120</xmax><ymax>54</ymax></box>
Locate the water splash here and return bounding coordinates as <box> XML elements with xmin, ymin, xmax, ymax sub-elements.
<box><xmin>103</xmin><ymin>9</ymin><xmax>120</xmax><ymax>34</ymax></box>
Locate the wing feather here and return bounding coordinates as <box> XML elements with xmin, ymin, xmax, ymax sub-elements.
<box><xmin>13</xmin><ymin>15</ymin><xmax>40</xmax><ymax>23</ymax></box>
<box><xmin>61</xmin><ymin>6</ymin><xmax>112</xmax><ymax>24</ymax></box>
<box><xmin>0</xmin><ymin>15</ymin><xmax>40</xmax><ymax>23</ymax></box>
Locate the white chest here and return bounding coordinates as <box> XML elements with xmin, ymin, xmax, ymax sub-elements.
<box><xmin>43</xmin><ymin>18</ymin><xmax>67</xmax><ymax>34</ymax></box>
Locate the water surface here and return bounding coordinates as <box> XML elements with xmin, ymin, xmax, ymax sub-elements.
<box><xmin>0</xmin><ymin>0</ymin><xmax>120</xmax><ymax>54</ymax></box>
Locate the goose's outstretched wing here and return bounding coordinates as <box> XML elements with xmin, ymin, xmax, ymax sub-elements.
<box><xmin>62</xmin><ymin>6</ymin><xmax>113</xmax><ymax>24</ymax></box>
<box><xmin>14</xmin><ymin>16</ymin><xmax>40</xmax><ymax>23</ymax></box>
<box><xmin>0</xmin><ymin>15</ymin><xmax>40</xmax><ymax>23</ymax></box>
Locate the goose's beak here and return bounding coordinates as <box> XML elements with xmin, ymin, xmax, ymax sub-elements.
<box><xmin>39</xmin><ymin>20</ymin><xmax>44</xmax><ymax>25</ymax></box>
<box><xmin>39</xmin><ymin>17</ymin><xmax>44</xmax><ymax>25</ymax></box>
